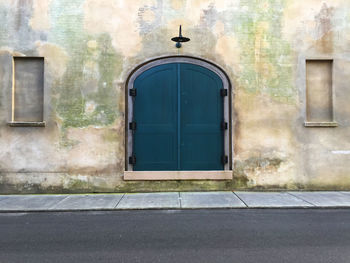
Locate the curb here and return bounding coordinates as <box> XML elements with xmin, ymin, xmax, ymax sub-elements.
<box><xmin>1</xmin><ymin>206</ymin><xmax>350</xmax><ymax>213</ymax></box>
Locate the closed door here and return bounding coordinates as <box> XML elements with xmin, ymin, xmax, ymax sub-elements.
<box><xmin>132</xmin><ymin>63</ymin><xmax>225</xmax><ymax>171</ymax></box>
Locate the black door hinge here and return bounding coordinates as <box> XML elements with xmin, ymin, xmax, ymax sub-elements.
<box><xmin>221</xmin><ymin>155</ymin><xmax>228</xmax><ymax>165</ymax></box>
<box><xmin>129</xmin><ymin>89</ymin><xmax>137</xmax><ymax>97</ymax></box>
<box><xmin>220</xmin><ymin>89</ymin><xmax>228</xmax><ymax>97</ymax></box>
<box><xmin>221</xmin><ymin>121</ymin><xmax>228</xmax><ymax>130</ymax></box>
<box><xmin>129</xmin><ymin>155</ymin><xmax>136</xmax><ymax>165</ymax></box>
<box><xmin>129</xmin><ymin>121</ymin><xmax>137</xmax><ymax>131</ymax></box>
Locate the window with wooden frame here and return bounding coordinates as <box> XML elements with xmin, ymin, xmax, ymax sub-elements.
<box><xmin>8</xmin><ymin>57</ymin><xmax>45</xmax><ymax>127</ymax></box>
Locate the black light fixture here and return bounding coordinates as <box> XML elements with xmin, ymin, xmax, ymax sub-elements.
<box><xmin>171</xmin><ymin>25</ymin><xmax>190</xmax><ymax>48</ymax></box>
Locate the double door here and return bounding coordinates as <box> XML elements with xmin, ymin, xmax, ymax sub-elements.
<box><xmin>131</xmin><ymin>63</ymin><xmax>225</xmax><ymax>171</ymax></box>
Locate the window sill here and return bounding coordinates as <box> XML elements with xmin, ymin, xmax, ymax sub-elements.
<box><xmin>124</xmin><ymin>170</ymin><xmax>233</xmax><ymax>181</ymax></box>
<box><xmin>304</xmin><ymin>122</ymin><xmax>338</xmax><ymax>127</ymax></box>
<box><xmin>7</xmin><ymin>121</ymin><xmax>46</xmax><ymax>127</ymax></box>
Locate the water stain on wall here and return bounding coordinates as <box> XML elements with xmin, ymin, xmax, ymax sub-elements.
<box><xmin>0</xmin><ymin>0</ymin><xmax>350</xmax><ymax>193</ymax></box>
<box><xmin>314</xmin><ymin>3</ymin><xmax>334</xmax><ymax>53</ymax></box>
<box><xmin>234</xmin><ymin>0</ymin><xmax>295</xmax><ymax>103</ymax></box>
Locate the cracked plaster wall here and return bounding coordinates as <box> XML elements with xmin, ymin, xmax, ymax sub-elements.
<box><xmin>0</xmin><ymin>0</ymin><xmax>350</xmax><ymax>193</ymax></box>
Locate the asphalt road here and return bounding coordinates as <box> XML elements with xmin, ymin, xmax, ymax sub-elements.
<box><xmin>0</xmin><ymin>209</ymin><xmax>349</xmax><ymax>263</ymax></box>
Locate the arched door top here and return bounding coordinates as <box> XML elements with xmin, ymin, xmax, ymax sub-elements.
<box><xmin>126</xmin><ymin>56</ymin><xmax>232</xmax><ymax>172</ymax></box>
<box><xmin>126</xmin><ymin>56</ymin><xmax>231</xmax><ymax>93</ymax></box>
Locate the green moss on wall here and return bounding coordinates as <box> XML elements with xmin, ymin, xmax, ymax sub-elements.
<box><xmin>49</xmin><ymin>1</ymin><xmax>123</xmax><ymax>129</ymax></box>
<box><xmin>234</xmin><ymin>0</ymin><xmax>295</xmax><ymax>103</ymax></box>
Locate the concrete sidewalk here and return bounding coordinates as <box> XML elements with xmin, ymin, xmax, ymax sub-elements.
<box><xmin>0</xmin><ymin>191</ymin><xmax>350</xmax><ymax>212</ymax></box>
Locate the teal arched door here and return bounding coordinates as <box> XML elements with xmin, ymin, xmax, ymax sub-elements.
<box><xmin>131</xmin><ymin>63</ymin><xmax>225</xmax><ymax>171</ymax></box>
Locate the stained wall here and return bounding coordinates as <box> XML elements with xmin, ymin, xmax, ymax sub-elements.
<box><xmin>0</xmin><ymin>0</ymin><xmax>350</xmax><ymax>193</ymax></box>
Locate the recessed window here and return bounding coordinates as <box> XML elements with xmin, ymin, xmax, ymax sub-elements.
<box><xmin>8</xmin><ymin>57</ymin><xmax>45</xmax><ymax>127</ymax></box>
<box><xmin>305</xmin><ymin>59</ymin><xmax>337</xmax><ymax>127</ymax></box>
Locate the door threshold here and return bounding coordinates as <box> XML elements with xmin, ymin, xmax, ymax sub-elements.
<box><xmin>123</xmin><ymin>170</ymin><xmax>232</xmax><ymax>180</ymax></box>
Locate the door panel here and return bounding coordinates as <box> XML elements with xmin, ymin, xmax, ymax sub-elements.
<box><xmin>133</xmin><ymin>64</ymin><xmax>178</xmax><ymax>171</ymax></box>
<box><xmin>132</xmin><ymin>63</ymin><xmax>224</xmax><ymax>171</ymax></box>
<box><xmin>180</xmin><ymin>64</ymin><xmax>224</xmax><ymax>170</ymax></box>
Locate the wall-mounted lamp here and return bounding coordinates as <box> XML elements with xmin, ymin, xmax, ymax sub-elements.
<box><xmin>171</xmin><ymin>25</ymin><xmax>190</xmax><ymax>48</ymax></box>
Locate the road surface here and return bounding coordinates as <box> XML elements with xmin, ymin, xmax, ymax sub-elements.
<box><xmin>0</xmin><ymin>209</ymin><xmax>349</xmax><ymax>263</ymax></box>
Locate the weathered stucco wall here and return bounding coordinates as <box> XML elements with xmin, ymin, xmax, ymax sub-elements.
<box><xmin>0</xmin><ymin>0</ymin><xmax>350</xmax><ymax>193</ymax></box>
